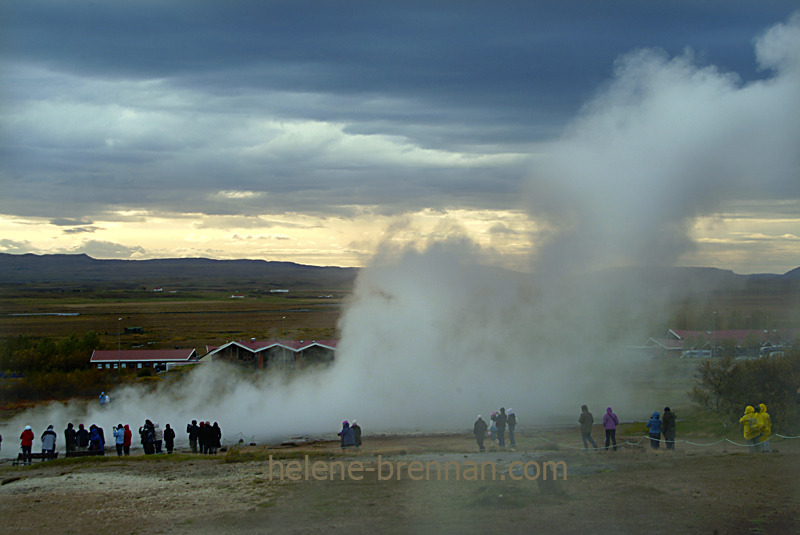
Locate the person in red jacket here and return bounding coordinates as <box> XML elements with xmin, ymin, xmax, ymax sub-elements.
<box><xmin>123</xmin><ymin>424</ymin><xmax>132</xmax><ymax>456</ymax></box>
<box><xmin>20</xmin><ymin>425</ymin><xmax>34</xmax><ymax>464</ymax></box>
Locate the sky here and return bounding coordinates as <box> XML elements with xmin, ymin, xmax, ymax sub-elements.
<box><xmin>1</xmin><ymin>1</ymin><xmax>799</xmax><ymax>274</ymax></box>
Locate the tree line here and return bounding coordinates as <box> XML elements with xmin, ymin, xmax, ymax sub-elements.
<box><xmin>689</xmin><ymin>351</ymin><xmax>800</xmax><ymax>434</ymax></box>
<box><xmin>0</xmin><ymin>332</ymin><xmax>114</xmax><ymax>401</ymax></box>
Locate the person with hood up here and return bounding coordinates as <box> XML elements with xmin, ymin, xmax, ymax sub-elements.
<box><xmin>739</xmin><ymin>405</ymin><xmax>762</xmax><ymax>453</ymax></box>
<box><xmin>507</xmin><ymin>408</ymin><xmax>517</xmax><ymax>449</ymax></box>
<box><xmin>140</xmin><ymin>420</ymin><xmax>155</xmax><ymax>455</ymax></box>
<box><xmin>123</xmin><ymin>424</ymin><xmax>132</xmax><ymax>456</ymax></box>
<box><xmin>164</xmin><ymin>424</ymin><xmax>176</xmax><ymax>453</ymax></box>
<box><xmin>64</xmin><ymin>423</ymin><xmax>77</xmax><ymax>454</ymax></box>
<box><xmin>661</xmin><ymin>407</ymin><xmax>676</xmax><ymax>450</ymax></box>
<box><xmin>338</xmin><ymin>420</ymin><xmax>355</xmax><ymax>449</ymax></box>
<box><xmin>489</xmin><ymin>412</ymin><xmax>498</xmax><ymax>443</ymax></box>
<box><xmin>579</xmin><ymin>405</ymin><xmax>598</xmax><ymax>451</ymax></box>
<box><xmin>89</xmin><ymin>425</ymin><xmax>104</xmax><ymax>454</ymax></box>
<box><xmin>113</xmin><ymin>424</ymin><xmax>125</xmax><ymax>456</ymax></box>
<box><xmin>603</xmin><ymin>407</ymin><xmax>619</xmax><ymax>451</ymax></box>
<box><xmin>20</xmin><ymin>425</ymin><xmax>34</xmax><ymax>464</ymax></box>
<box><xmin>646</xmin><ymin>411</ymin><xmax>662</xmax><ymax>449</ymax></box>
<box><xmin>757</xmin><ymin>403</ymin><xmax>772</xmax><ymax>453</ymax></box>
<box><xmin>76</xmin><ymin>424</ymin><xmax>89</xmax><ymax>452</ymax></box>
<box><xmin>41</xmin><ymin>425</ymin><xmax>57</xmax><ymax>459</ymax></box>
<box><xmin>473</xmin><ymin>415</ymin><xmax>488</xmax><ymax>452</ymax></box>
<box><xmin>350</xmin><ymin>420</ymin><xmax>362</xmax><ymax>450</ymax></box>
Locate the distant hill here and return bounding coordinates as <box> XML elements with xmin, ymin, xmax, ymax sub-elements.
<box><xmin>0</xmin><ymin>253</ymin><xmax>797</xmax><ymax>293</ymax></box>
<box><xmin>0</xmin><ymin>253</ymin><xmax>358</xmax><ymax>290</ymax></box>
<box><xmin>784</xmin><ymin>266</ymin><xmax>800</xmax><ymax>279</ymax></box>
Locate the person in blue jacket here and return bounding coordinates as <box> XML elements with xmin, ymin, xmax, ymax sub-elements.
<box><xmin>338</xmin><ymin>420</ymin><xmax>355</xmax><ymax>449</ymax></box>
<box><xmin>646</xmin><ymin>411</ymin><xmax>662</xmax><ymax>450</ymax></box>
<box><xmin>113</xmin><ymin>424</ymin><xmax>125</xmax><ymax>456</ymax></box>
<box><xmin>89</xmin><ymin>425</ymin><xmax>105</xmax><ymax>454</ymax></box>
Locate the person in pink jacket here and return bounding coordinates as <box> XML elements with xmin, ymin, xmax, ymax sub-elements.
<box><xmin>602</xmin><ymin>407</ymin><xmax>619</xmax><ymax>451</ymax></box>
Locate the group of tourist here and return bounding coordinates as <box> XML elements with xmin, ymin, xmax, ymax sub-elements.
<box><xmin>473</xmin><ymin>404</ymin><xmax>675</xmax><ymax>453</ymax></box>
<box><xmin>7</xmin><ymin>402</ymin><xmax>777</xmax><ymax>462</ymax></box>
<box><xmin>577</xmin><ymin>405</ymin><xmax>627</xmax><ymax>452</ymax></box>
<box><xmin>738</xmin><ymin>403</ymin><xmax>772</xmax><ymax>452</ymax></box>
<box><xmin>581</xmin><ymin>405</ymin><xmax>676</xmax><ymax>452</ymax></box>
<box><xmin>138</xmin><ymin>420</ymin><xmax>179</xmax><ymax>454</ymax></box>
<box><xmin>12</xmin><ymin>417</ymin><xmax>217</xmax><ymax>463</ymax></box>
<box><xmin>16</xmin><ymin>422</ymin><xmax>109</xmax><ymax>464</ymax></box>
<box><xmin>472</xmin><ymin>407</ymin><xmax>518</xmax><ymax>452</ymax></box>
<box><xmin>644</xmin><ymin>407</ymin><xmax>677</xmax><ymax>450</ymax></box>
<box><xmin>337</xmin><ymin>419</ymin><xmax>362</xmax><ymax>450</ymax></box>
<box><xmin>185</xmin><ymin>420</ymin><xmax>223</xmax><ymax>454</ymax></box>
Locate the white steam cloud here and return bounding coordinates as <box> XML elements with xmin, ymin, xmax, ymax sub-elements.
<box><xmin>528</xmin><ymin>12</ymin><xmax>800</xmax><ymax>274</ymax></box>
<box><xmin>4</xmin><ymin>13</ymin><xmax>799</xmax><ymax>450</ymax></box>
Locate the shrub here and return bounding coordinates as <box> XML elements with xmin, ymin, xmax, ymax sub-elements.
<box><xmin>689</xmin><ymin>351</ymin><xmax>800</xmax><ymax>433</ymax></box>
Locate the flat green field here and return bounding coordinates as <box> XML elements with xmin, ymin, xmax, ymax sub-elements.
<box><xmin>0</xmin><ymin>288</ymin><xmax>346</xmax><ymax>351</ymax></box>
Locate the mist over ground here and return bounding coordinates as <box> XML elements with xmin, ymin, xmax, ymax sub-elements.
<box><xmin>4</xmin><ymin>13</ymin><xmax>799</xmax><ymax>449</ymax></box>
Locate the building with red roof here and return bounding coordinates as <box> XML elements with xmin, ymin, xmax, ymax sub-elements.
<box><xmin>90</xmin><ymin>348</ymin><xmax>199</xmax><ymax>371</ymax></box>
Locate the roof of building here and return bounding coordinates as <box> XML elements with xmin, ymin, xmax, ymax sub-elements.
<box><xmin>90</xmin><ymin>349</ymin><xmax>198</xmax><ymax>363</ymax></box>
<box><xmin>669</xmin><ymin>328</ymin><xmax>800</xmax><ymax>345</ymax></box>
<box><xmin>205</xmin><ymin>339</ymin><xmax>338</xmax><ymax>356</ymax></box>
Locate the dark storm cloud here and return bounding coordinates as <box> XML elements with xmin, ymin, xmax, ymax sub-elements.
<box><xmin>0</xmin><ymin>1</ymin><xmax>798</xmax><ymax>221</ymax></box>
<box><xmin>5</xmin><ymin>2</ymin><xmax>794</xmax><ymax>119</ymax></box>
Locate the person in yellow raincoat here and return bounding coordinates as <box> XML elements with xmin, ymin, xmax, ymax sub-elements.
<box><xmin>756</xmin><ymin>403</ymin><xmax>772</xmax><ymax>452</ymax></box>
<box><xmin>739</xmin><ymin>405</ymin><xmax>762</xmax><ymax>453</ymax></box>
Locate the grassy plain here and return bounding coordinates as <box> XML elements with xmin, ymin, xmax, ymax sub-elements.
<box><xmin>0</xmin><ymin>286</ymin><xmax>348</xmax><ymax>351</ymax></box>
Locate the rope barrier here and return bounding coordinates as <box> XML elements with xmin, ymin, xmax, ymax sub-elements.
<box><xmin>517</xmin><ymin>431</ymin><xmax>800</xmax><ymax>451</ymax></box>
<box><xmin>682</xmin><ymin>439</ymin><xmax>726</xmax><ymax>447</ymax></box>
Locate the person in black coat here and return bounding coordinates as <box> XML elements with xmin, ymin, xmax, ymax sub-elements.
<box><xmin>164</xmin><ymin>424</ymin><xmax>176</xmax><ymax>453</ymax></box>
<box><xmin>495</xmin><ymin>407</ymin><xmax>508</xmax><ymax>449</ymax></box>
<box><xmin>186</xmin><ymin>420</ymin><xmax>199</xmax><ymax>453</ymax></box>
<box><xmin>662</xmin><ymin>407</ymin><xmax>677</xmax><ymax>450</ymax></box>
<box><xmin>198</xmin><ymin>421</ymin><xmax>207</xmax><ymax>454</ymax></box>
<box><xmin>76</xmin><ymin>424</ymin><xmax>90</xmax><ymax>452</ymax></box>
<box><xmin>64</xmin><ymin>423</ymin><xmax>77</xmax><ymax>454</ymax></box>
<box><xmin>139</xmin><ymin>420</ymin><xmax>155</xmax><ymax>455</ymax></box>
<box><xmin>473</xmin><ymin>415</ymin><xmax>488</xmax><ymax>452</ymax></box>
<box><xmin>211</xmin><ymin>422</ymin><xmax>222</xmax><ymax>454</ymax></box>
<box><xmin>350</xmin><ymin>420</ymin><xmax>362</xmax><ymax>450</ymax></box>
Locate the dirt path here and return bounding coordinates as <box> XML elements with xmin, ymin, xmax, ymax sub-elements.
<box><xmin>2</xmin><ymin>431</ymin><xmax>799</xmax><ymax>534</ymax></box>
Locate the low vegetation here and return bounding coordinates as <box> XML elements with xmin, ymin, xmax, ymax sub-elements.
<box><xmin>689</xmin><ymin>351</ymin><xmax>800</xmax><ymax>433</ymax></box>
<box><xmin>0</xmin><ymin>332</ymin><xmax>117</xmax><ymax>401</ymax></box>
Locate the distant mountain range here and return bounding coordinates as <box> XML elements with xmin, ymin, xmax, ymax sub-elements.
<box><xmin>0</xmin><ymin>253</ymin><xmax>358</xmax><ymax>289</ymax></box>
<box><xmin>0</xmin><ymin>253</ymin><xmax>797</xmax><ymax>290</ymax></box>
